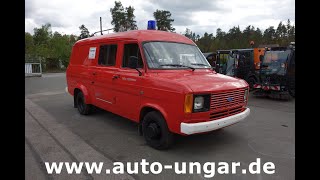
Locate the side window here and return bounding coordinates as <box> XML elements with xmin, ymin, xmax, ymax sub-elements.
<box><xmin>98</xmin><ymin>44</ymin><xmax>117</xmax><ymax>66</ymax></box>
<box><xmin>122</xmin><ymin>43</ymin><xmax>143</xmax><ymax>68</ymax></box>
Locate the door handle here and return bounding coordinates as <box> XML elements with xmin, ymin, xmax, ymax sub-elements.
<box><xmin>112</xmin><ymin>75</ymin><xmax>120</xmax><ymax>79</ymax></box>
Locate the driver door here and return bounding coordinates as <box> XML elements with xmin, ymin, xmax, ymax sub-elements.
<box><xmin>111</xmin><ymin>42</ymin><xmax>144</xmax><ymax>121</ymax></box>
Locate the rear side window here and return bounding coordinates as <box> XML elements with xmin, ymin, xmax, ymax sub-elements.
<box><xmin>98</xmin><ymin>45</ymin><xmax>117</xmax><ymax>66</ymax></box>
<box><xmin>122</xmin><ymin>43</ymin><xmax>143</xmax><ymax>68</ymax></box>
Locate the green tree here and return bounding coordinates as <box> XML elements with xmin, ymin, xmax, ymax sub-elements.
<box><xmin>248</xmin><ymin>28</ymin><xmax>263</xmax><ymax>47</ymax></box>
<box><xmin>287</xmin><ymin>21</ymin><xmax>295</xmax><ymax>43</ymax></box>
<box><xmin>226</xmin><ymin>26</ymin><xmax>242</xmax><ymax>48</ymax></box>
<box><xmin>196</xmin><ymin>34</ymin><xmax>200</xmax><ymax>42</ymax></box>
<box><xmin>33</xmin><ymin>23</ymin><xmax>52</xmax><ymax>58</ymax></box>
<box><xmin>263</xmin><ymin>26</ymin><xmax>276</xmax><ymax>44</ymax></box>
<box><xmin>183</xmin><ymin>28</ymin><xmax>199</xmax><ymax>42</ymax></box>
<box><xmin>48</xmin><ymin>32</ymin><xmax>76</xmax><ymax>69</ymax></box>
<box><xmin>275</xmin><ymin>21</ymin><xmax>287</xmax><ymax>45</ymax></box>
<box><xmin>110</xmin><ymin>1</ymin><xmax>126</xmax><ymax>32</ymax></box>
<box><xmin>153</xmin><ymin>9</ymin><xmax>175</xmax><ymax>32</ymax></box>
<box><xmin>184</xmin><ymin>28</ymin><xmax>191</xmax><ymax>38</ymax></box>
<box><xmin>184</xmin><ymin>28</ymin><xmax>192</xmax><ymax>39</ymax></box>
<box><xmin>110</xmin><ymin>1</ymin><xmax>137</xmax><ymax>32</ymax></box>
<box><xmin>196</xmin><ymin>32</ymin><xmax>214</xmax><ymax>52</ymax></box>
<box><xmin>242</xmin><ymin>25</ymin><xmax>256</xmax><ymax>47</ymax></box>
<box><xmin>25</xmin><ymin>32</ymin><xmax>35</xmax><ymax>59</ymax></box>
<box><xmin>78</xmin><ymin>24</ymin><xmax>90</xmax><ymax>40</ymax></box>
<box><xmin>215</xmin><ymin>28</ymin><xmax>227</xmax><ymax>50</ymax></box>
<box><xmin>124</xmin><ymin>6</ymin><xmax>137</xmax><ymax>30</ymax></box>
<box><xmin>184</xmin><ymin>28</ymin><xmax>198</xmax><ymax>42</ymax></box>
<box><xmin>25</xmin><ymin>23</ymin><xmax>78</xmax><ymax>71</ymax></box>
<box><xmin>33</xmin><ymin>23</ymin><xmax>52</xmax><ymax>46</ymax></box>
<box><xmin>32</xmin><ymin>23</ymin><xmax>56</xmax><ymax>70</ymax></box>
<box><xmin>69</xmin><ymin>34</ymin><xmax>77</xmax><ymax>44</ymax></box>
<box><xmin>286</xmin><ymin>19</ymin><xmax>291</xmax><ymax>34</ymax></box>
<box><xmin>216</xmin><ymin>28</ymin><xmax>226</xmax><ymax>40</ymax></box>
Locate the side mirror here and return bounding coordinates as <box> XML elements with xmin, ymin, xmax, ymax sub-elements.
<box><xmin>128</xmin><ymin>56</ymin><xmax>138</xmax><ymax>69</ymax></box>
<box><xmin>128</xmin><ymin>56</ymin><xmax>142</xmax><ymax>76</ymax></box>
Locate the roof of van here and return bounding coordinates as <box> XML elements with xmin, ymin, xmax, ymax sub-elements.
<box><xmin>75</xmin><ymin>30</ymin><xmax>195</xmax><ymax>45</ymax></box>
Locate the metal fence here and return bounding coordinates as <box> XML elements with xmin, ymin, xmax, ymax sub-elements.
<box><xmin>25</xmin><ymin>63</ymin><xmax>42</xmax><ymax>77</ymax></box>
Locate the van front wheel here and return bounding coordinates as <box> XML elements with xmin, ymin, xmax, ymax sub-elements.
<box><xmin>76</xmin><ymin>91</ymin><xmax>91</xmax><ymax>115</ymax></box>
<box><xmin>142</xmin><ymin>111</ymin><xmax>174</xmax><ymax>150</ymax></box>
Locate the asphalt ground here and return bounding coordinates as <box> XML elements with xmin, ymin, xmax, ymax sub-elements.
<box><xmin>25</xmin><ymin>73</ymin><xmax>295</xmax><ymax>180</ymax></box>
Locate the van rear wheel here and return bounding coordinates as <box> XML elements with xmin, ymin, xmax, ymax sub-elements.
<box><xmin>76</xmin><ymin>91</ymin><xmax>91</xmax><ymax>115</ymax></box>
<box><xmin>142</xmin><ymin>111</ymin><xmax>174</xmax><ymax>150</ymax></box>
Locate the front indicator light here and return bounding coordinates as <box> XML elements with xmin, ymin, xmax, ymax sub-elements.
<box><xmin>184</xmin><ymin>94</ymin><xmax>193</xmax><ymax>113</ymax></box>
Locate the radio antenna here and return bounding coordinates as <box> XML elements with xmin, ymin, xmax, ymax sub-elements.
<box><xmin>100</xmin><ymin>17</ymin><xmax>103</xmax><ymax>35</ymax></box>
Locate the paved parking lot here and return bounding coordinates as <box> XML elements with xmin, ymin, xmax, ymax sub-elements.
<box><xmin>25</xmin><ymin>73</ymin><xmax>295</xmax><ymax>180</ymax></box>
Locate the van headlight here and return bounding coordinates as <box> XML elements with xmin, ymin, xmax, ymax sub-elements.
<box><xmin>193</xmin><ymin>94</ymin><xmax>211</xmax><ymax>112</ymax></box>
<box><xmin>194</xmin><ymin>96</ymin><xmax>204</xmax><ymax>110</ymax></box>
<box><xmin>244</xmin><ymin>89</ymin><xmax>249</xmax><ymax>102</ymax></box>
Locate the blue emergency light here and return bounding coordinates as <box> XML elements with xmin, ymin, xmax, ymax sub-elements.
<box><xmin>147</xmin><ymin>20</ymin><xmax>156</xmax><ymax>30</ymax></box>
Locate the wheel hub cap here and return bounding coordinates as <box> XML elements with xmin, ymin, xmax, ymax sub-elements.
<box><xmin>146</xmin><ymin>123</ymin><xmax>160</xmax><ymax>139</ymax></box>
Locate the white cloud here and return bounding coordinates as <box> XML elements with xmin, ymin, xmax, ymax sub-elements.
<box><xmin>25</xmin><ymin>0</ymin><xmax>295</xmax><ymax>36</ymax></box>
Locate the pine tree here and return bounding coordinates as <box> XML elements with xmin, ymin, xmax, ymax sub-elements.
<box><xmin>110</xmin><ymin>1</ymin><xmax>126</xmax><ymax>32</ymax></box>
<box><xmin>110</xmin><ymin>1</ymin><xmax>137</xmax><ymax>32</ymax></box>
<box><xmin>153</xmin><ymin>10</ymin><xmax>175</xmax><ymax>32</ymax></box>
<box><xmin>78</xmin><ymin>25</ymin><xmax>90</xmax><ymax>40</ymax></box>
<box><xmin>125</xmin><ymin>6</ymin><xmax>137</xmax><ymax>30</ymax></box>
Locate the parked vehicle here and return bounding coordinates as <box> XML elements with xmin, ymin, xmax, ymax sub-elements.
<box><xmin>203</xmin><ymin>52</ymin><xmax>217</xmax><ymax>68</ymax></box>
<box><xmin>253</xmin><ymin>42</ymin><xmax>295</xmax><ymax>99</ymax></box>
<box><xmin>207</xmin><ymin>48</ymin><xmax>265</xmax><ymax>90</ymax></box>
<box><xmin>66</xmin><ymin>28</ymin><xmax>250</xmax><ymax>149</ymax></box>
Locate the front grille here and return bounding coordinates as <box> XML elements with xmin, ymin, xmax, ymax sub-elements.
<box><xmin>211</xmin><ymin>88</ymin><xmax>246</xmax><ymax>110</ymax></box>
<box><xmin>209</xmin><ymin>105</ymin><xmax>244</xmax><ymax>120</ymax></box>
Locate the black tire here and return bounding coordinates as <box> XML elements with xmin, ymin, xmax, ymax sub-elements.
<box><xmin>142</xmin><ymin>111</ymin><xmax>174</xmax><ymax>150</ymax></box>
<box><xmin>76</xmin><ymin>91</ymin><xmax>91</xmax><ymax>115</ymax></box>
<box><xmin>247</xmin><ymin>76</ymin><xmax>256</xmax><ymax>91</ymax></box>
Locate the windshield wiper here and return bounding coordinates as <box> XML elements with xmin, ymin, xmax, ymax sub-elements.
<box><xmin>191</xmin><ymin>63</ymin><xmax>209</xmax><ymax>66</ymax></box>
<box><xmin>160</xmin><ymin>64</ymin><xmax>195</xmax><ymax>71</ymax></box>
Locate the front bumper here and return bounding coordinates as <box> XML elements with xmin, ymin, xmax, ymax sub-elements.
<box><xmin>181</xmin><ymin>108</ymin><xmax>250</xmax><ymax>135</ymax></box>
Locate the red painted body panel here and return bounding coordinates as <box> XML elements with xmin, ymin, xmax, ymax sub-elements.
<box><xmin>66</xmin><ymin>30</ymin><xmax>249</xmax><ymax>135</ymax></box>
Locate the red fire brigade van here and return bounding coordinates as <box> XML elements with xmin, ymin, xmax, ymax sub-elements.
<box><xmin>66</xmin><ymin>29</ymin><xmax>250</xmax><ymax>149</ymax></box>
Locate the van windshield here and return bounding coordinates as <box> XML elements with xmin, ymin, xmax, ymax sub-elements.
<box><xmin>143</xmin><ymin>42</ymin><xmax>211</xmax><ymax>69</ymax></box>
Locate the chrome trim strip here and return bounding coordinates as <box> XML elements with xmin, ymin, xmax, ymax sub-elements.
<box><xmin>96</xmin><ymin>98</ymin><xmax>112</xmax><ymax>104</ymax></box>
